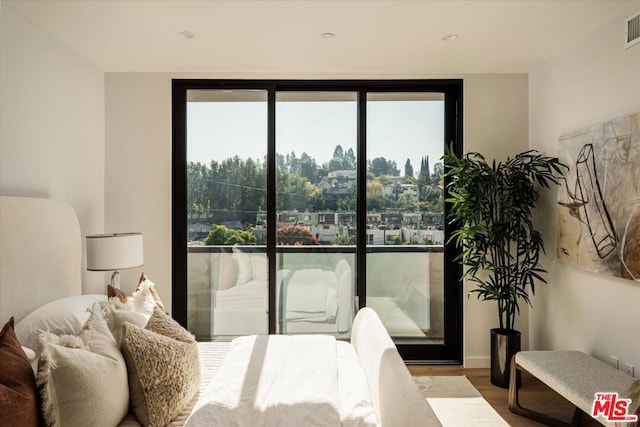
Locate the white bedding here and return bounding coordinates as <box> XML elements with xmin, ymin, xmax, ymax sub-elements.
<box><xmin>186</xmin><ymin>335</ymin><xmax>378</xmax><ymax>427</ymax></box>
<box><xmin>118</xmin><ymin>341</ymin><xmax>232</xmax><ymax>427</ymax></box>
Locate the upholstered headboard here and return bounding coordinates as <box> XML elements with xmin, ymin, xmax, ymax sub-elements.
<box><xmin>0</xmin><ymin>196</ymin><xmax>82</xmax><ymax>323</ymax></box>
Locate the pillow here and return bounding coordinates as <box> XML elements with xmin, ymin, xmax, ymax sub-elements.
<box><xmin>130</xmin><ymin>282</ymin><xmax>157</xmax><ymax>316</ymax></box>
<box><xmin>232</xmin><ymin>251</ymin><xmax>253</xmax><ymax>286</ymax></box>
<box><xmin>218</xmin><ymin>251</ymin><xmax>238</xmax><ymax>290</ymax></box>
<box><xmin>37</xmin><ymin>306</ymin><xmax>129</xmax><ymax>427</ymax></box>
<box><xmin>130</xmin><ymin>273</ymin><xmax>166</xmax><ymax>315</ymax></box>
<box><xmin>0</xmin><ymin>317</ymin><xmax>41</xmax><ymax>427</ymax></box>
<box><xmin>250</xmin><ymin>254</ymin><xmax>268</xmax><ymax>282</ymax></box>
<box><xmin>137</xmin><ymin>273</ymin><xmax>166</xmax><ymax>312</ymax></box>
<box><xmin>21</xmin><ymin>345</ymin><xmax>38</xmax><ymax>374</ymax></box>
<box><xmin>15</xmin><ymin>294</ymin><xmax>107</xmax><ymax>351</ymax></box>
<box><xmin>107</xmin><ymin>285</ymin><xmax>129</xmax><ymax>303</ymax></box>
<box><xmin>101</xmin><ymin>304</ymin><xmax>148</xmax><ymax>345</ymax></box>
<box><xmin>121</xmin><ymin>307</ymin><xmax>200</xmax><ymax>427</ymax></box>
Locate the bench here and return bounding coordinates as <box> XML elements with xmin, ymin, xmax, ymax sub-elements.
<box><xmin>508</xmin><ymin>351</ymin><xmax>640</xmax><ymax>427</ymax></box>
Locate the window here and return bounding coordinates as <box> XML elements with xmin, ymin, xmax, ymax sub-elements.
<box><xmin>172</xmin><ymin>79</ymin><xmax>463</xmax><ymax>362</ymax></box>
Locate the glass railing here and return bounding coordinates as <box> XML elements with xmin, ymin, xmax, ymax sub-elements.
<box><xmin>187</xmin><ymin>245</ymin><xmax>444</xmax><ymax>344</ymax></box>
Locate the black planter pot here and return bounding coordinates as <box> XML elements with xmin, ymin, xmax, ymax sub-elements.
<box><xmin>490</xmin><ymin>328</ymin><xmax>521</xmax><ymax>388</ymax></box>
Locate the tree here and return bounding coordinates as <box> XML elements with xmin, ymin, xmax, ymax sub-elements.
<box><xmin>204</xmin><ymin>224</ymin><xmax>257</xmax><ymax>245</ymax></box>
<box><xmin>366</xmin><ymin>180</ymin><xmax>387</xmax><ymax>211</ymax></box>
<box><xmin>431</xmin><ymin>162</ymin><xmax>444</xmax><ymax>186</ymax></box>
<box><xmin>333</xmin><ymin>145</ymin><xmax>344</xmax><ymax>160</ymax></box>
<box><xmin>286</xmin><ymin>151</ymin><xmax>299</xmax><ymax>173</ymax></box>
<box><xmin>395</xmin><ymin>192</ymin><xmax>417</xmax><ymax>211</ymax></box>
<box><xmin>344</xmin><ymin>148</ymin><xmax>356</xmax><ymax>169</ymax></box>
<box><xmin>327</xmin><ymin>144</ymin><xmax>356</xmax><ymax>172</ymax></box>
<box><xmin>421</xmin><ymin>188</ymin><xmax>444</xmax><ymax>213</ymax></box>
<box><xmin>390</xmin><ymin>235</ymin><xmax>403</xmax><ymax>245</ymax></box>
<box><xmin>298</xmin><ymin>152</ymin><xmax>319</xmax><ymax>183</ymax></box>
<box><xmin>369</xmin><ymin>157</ymin><xmax>400</xmax><ymax>177</ymax></box>
<box><xmin>404</xmin><ymin>159</ymin><xmax>414</xmax><ymax>178</ymax></box>
<box><xmin>276</xmin><ymin>225</ymin><xmax>320</xmax><ymax>245</ymax></box>
<box><xmin>187</xmin><ymin>161</ymin><xmax>209</xmax><ymax>217</ymax></box>
<box><xmin>331</xmin><ymin>234</ymin><xmax>353</xmax><ymax>245</ymax></box>
<box><xmin>444</xmin><ymin>147</ymin><xmax>566</xmax><ymax>331</ymax></box>
<box><xmin>418</xmin><ymin>156</ymin><xmax>431</xmax><ymax>187</ymax></box>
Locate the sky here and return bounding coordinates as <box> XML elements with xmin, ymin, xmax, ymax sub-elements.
<box><xmin>187</xmin><ymin>99</ymin><xmax>445</xmax><ymax>176</ymax></box>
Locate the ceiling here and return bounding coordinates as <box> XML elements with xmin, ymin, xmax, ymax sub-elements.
<box><xmin>5</xmin><ymin>0</ymin><xmax>638</xmax><ymax>74</ymax></box>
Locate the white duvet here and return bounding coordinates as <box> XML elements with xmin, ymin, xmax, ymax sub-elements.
<box><xmin>185</xmin><ymin>335</ymin><xmax>378</xmax><ymax>427</ymax></box>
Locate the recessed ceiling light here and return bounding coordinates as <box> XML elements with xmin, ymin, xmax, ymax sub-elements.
<box><xmin>440</xmin><ymin>34</ymin><xmax>458</xmax><ymax>41</ymax></box>
<box><xmin>321</xmin><ymin>32</ymin><xmax>335</xmax><ymax>39</ymax></box>
<box><xmin>178</xmin><ymin>31</ymin><xmax>195</xmax><ymax>39</ymax></box>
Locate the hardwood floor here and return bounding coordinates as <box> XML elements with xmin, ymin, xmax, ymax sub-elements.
<box><xmin>408</xmin><ymin>365</ymin><xmax>601</xmax><ymax>426</ymax></box>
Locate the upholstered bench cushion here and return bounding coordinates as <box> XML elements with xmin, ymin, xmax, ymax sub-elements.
<box><xmin>515</xmin><ymin>351</ymin><xmax>636</xmax><ymax>416</ymax></box>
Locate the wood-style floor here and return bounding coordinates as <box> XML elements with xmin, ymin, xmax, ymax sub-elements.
<box><xmin>408</xmin><ymin>366</ymin><xmax>602</xmax><ymax>427</ymax></box>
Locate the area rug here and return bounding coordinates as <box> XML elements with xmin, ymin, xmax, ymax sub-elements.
<box><xmin>413</xmin><ymin>376</ymin><xmax>509</xmax><ymax>426</ymax></box>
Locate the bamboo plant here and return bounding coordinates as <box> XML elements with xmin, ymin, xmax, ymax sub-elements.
<box><xmin>443</xmin><ymin>147</ymin><xmax>567</xmax><ymax>331</ymax></box>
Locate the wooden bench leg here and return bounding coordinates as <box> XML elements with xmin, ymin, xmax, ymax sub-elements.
<box><xmin>570</xmin><ymin>406</ymin><xmax>584</xmax><ymax>427</ymax></box>
<box><xmin>507</xmin><ymin>358</ymin><xmax>572</xmax><ymax>427</ymax></box>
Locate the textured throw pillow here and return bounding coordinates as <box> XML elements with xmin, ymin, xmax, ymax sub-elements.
<box><xmin>121</xmin><ymin>307</ymin><xmax>200</xmax><ymax>427</ymax></box>
<box><xmin>37</xmin><ymin>306</ymin><xmax>129</xmax><ymax>427</ymax></box>
<box><xmin>0</xmin><ymin>317</ymin><xmax>41</xmax><ymax>427</ymax></box>
<box><xmin>15</xmin><ymin>294</ymin><xmax>107</xmax><ymax>351</ymax></box>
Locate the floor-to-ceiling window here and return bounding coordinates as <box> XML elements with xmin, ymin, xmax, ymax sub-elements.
<box><xmin>172</xmin><ymin>80</ymin><xmax>463</xmax><ymax>362</ymax></box>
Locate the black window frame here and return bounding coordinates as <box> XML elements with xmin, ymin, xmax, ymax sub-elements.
<box><xmin>172</xmin><ymin>79</ymin><xmax>463</xmax><ymax>363</ymax></box>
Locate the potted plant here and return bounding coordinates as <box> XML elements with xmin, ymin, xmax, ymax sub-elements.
<box><xmin>443</xmin><ymin>147</ymin><xmax>566</xmax><ymax>388</ymax></box>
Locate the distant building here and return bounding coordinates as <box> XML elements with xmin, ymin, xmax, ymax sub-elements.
<box><xmin>383</xmin><ymin>183</ymin><xmax>419</xmax><ymax>202</ymax></box>
<box><xmin>327</xmin><ymin>169</ymin><xmax>356</xmax><ymax>180</ymax></box>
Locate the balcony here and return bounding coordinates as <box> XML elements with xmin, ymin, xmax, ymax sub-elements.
<box><xmin>187</xmin><ymin>245</ymin><xmax>445</xmax><ymax>345</ymax></box>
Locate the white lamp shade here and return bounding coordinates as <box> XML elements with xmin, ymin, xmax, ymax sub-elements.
<box><xmin>86</xmin><ymin>233</ymin><xmax>144</xmax><ymax>271</ymax></box>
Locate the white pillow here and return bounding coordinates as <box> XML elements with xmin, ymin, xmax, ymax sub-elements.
<box><xmin>232</xmin><ymin>251</ymin><xmax>253</xmax><ymax>286</ymax></box>
<box><xmin>15</xmin><ymin>295</ymin><xmax>107</xmax><ymax>351</ymax></box>
<box><xmin>101</xmin><ymin>305</ymin><xmax>149</xmax><ymax>345</ymax></box>
<box><xmin>130</xmin><ymin>280</ymin><xmax>157</xmax><ymax>316</ymax></box>
<box><xmin>250</xmin><ymin>254</ymin><xmax>268</xmax><ymax>282</ymax></box>
<box><xmin>37</xmin><ymin>305</ymin><xmax>129</xmax><ymax>427</ymax></box>
<box><xmin>21</xmin><ymin>345</ymin><xmax>38</xmax><ymax>375</ymax></box>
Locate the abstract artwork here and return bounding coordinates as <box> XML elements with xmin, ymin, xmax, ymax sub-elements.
<box><xmin>557</xmin><ymin>112</ymin><xmax>640</xmax><ymax>281</ymax></box>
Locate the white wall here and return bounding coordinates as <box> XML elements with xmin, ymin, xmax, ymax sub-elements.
<box><xmin>529</xmin><ymin>6</ymin><xmax>640</xmax><ymax>374</ymax></box>
<box><xmin>463</xmin><ymin>74</ymin><xmax>529</xmax><ymax>367</ymax></box>
<box><xmin>104</xmin><ymin>74</ymin><xmax>172</xmax><ymax>297</ymax></box>
<box><xmin>105</xmin><ymin>72</ymin><xmax>528</xmax><ymax>365</ymax></box>
<box><xmin>0</xmin><ymin>3</ymin><xmax>106</xmax><ymax>293</ymax></box>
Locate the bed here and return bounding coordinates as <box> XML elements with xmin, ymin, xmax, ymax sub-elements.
<box><xmin>0</xmin><ymin>195</ymin><xmax>442</xmax><ymax>427</ymax></box>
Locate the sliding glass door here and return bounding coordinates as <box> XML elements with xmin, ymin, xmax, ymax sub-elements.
<box><xmin>366</xmin><ymin>92</ymin><xmax>445</xmax><ymax>346</ymax></box>
<box><xmin>275</xmin><ymin>92</ymin><xmax>358</xmax><ymax>336</ymax></box>
<box><xmin>172</xmin><ymin>80</ymin><xmax>463</xmax><ymax>362</ymax></box>
<box><xmin>184</xmin><ymin>89</ymin><xmax>269</xmax><ymax>337</ymax></box>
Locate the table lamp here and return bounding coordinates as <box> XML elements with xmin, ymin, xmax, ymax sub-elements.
<box><xmin>86</xmin><ymin>233</ymin><xmax>144</xmax><ymax>289</ymax></box>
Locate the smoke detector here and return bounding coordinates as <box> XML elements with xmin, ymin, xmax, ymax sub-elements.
<box><xmin>625</xmin><ymin>11</ymin><xmax>640</xmax><ymax>49</ymax></box>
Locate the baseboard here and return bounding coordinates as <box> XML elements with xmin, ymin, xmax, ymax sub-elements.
<box><xmin>465</xmin><ymin>356</ymin><xmax>490</xmax><ymax>368</ymax></box>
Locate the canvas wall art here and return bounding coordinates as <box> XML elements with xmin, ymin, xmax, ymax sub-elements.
<box><xmin>557</xmin><ymin>112</ymin><xmax>639</xmax><ymax>281</ymax></box>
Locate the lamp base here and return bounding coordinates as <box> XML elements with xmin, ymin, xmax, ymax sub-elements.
<box><xmin>110</xmin><ymin>270</ymin><xmax>121</xmax><ymax>289</ymax></box>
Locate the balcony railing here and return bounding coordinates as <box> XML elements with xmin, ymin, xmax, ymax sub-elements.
<box><xmin>187</xmin><ymin>245</ymin><xmax>444</xmax><ymax>344</ymax></box>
